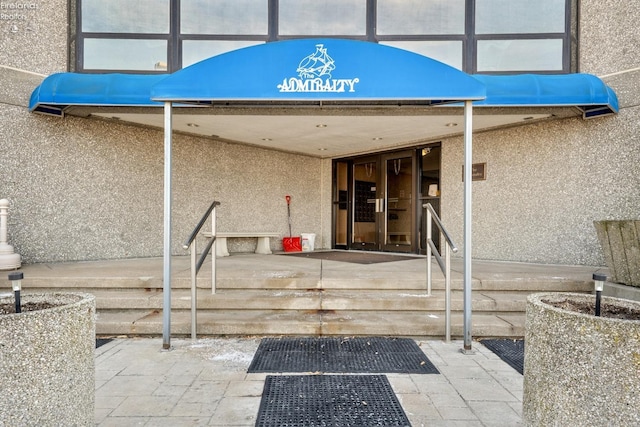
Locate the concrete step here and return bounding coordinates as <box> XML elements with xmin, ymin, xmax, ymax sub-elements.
<box><xmin>96</xmin><ymin>309</ymin><xmax>523</xmax><ymax>338</ymax></box>
<box><xmin>75</xmin><ymin>288</ymin><xmax>536</xmax><ymax>312</ymax></box>
<box><xmin>22</xmin><ymin>275</ymin><xmax>594</xmax><ymax>293</ymax></box>
<box><xmin>16</xmin><ymin>255</ymin><xmax>600</xmax><ymax>339</ymax></box>
<box><xmin>87</xmin><ymin>287</ymin><xmax>549</xmax><ymax>338</ymax></box>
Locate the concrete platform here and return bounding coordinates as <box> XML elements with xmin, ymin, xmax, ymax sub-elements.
<box><xmin>9</xmin><ymin>252</ymin><xmax>609</xmax><ymax>291</ymax></box>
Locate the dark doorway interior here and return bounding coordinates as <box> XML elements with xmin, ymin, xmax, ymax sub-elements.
<box><xmin>333</xmin><ymin>144</ymin><xmax>440</xmax><ymax>254</ymax></box>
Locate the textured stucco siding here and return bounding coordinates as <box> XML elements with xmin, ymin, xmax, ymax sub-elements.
<box><xmin>1</xmin><ymin>1</ymin><xmax>638</xmax><ymax>265</ymax></box>
<box><xmin>439</xmin><ymin>0</ymin><xmax>640</xmax><ymax>265</ymax></box>
<box><xmin>440</xmin><ymin>106</ymin><xmax>640</xmax><ymax>265</ymax></box>
<box><xmin>0</xmin><ymin>0</ymin><xmax>67</xmax><ymax>75</ymax></box>
<box><xmin>579</xmin><ymin>0</ymin><xmax>640</xmax><ymax>76</ymax></box>
<box><xmin>0</xmin><ymin>103</ymin><xmax>323</xmax><ymax>263</ymax></box>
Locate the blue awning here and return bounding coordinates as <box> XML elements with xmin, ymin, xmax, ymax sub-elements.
<box><xmin>29</xmin><ymin>73</ymin><xmax>167</xmax><ymax>116</ymax></box>
<box><xmin>473</xmin><ymin>74</ymin><xmax>619</xmax><ymax>118</ymax></box>
<box><xmin>150</xmin><ymin>38</ymin><xmax>486</xmax><ymax>104</ymax></box>
<box><xmin>29</xmin><ymin>38</ymin><xmax>618</xmax><ymax>118</ymax></box>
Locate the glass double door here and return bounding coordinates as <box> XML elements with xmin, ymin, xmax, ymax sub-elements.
<box><xmin>350</xmin><ymin>151</ymin><xmax>415</xmax><ymax>253</ymax></box>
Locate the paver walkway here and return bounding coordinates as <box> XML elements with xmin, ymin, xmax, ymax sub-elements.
<box><xmin>95</xmin><ymin>337</ymin><xmax>524</xmax><ymax>426</ymax></box>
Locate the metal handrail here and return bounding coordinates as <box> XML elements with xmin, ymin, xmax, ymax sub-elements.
<box><xmin>423</xmin><ymin>203</ymin><xmax>458</xmax><ymax>342</ymax></box>
<box><xmin>183</xmin><ymin>200</ymin><xmax>220</xmax><ymax>339</ymax></box>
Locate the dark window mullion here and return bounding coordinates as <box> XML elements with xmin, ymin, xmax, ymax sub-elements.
<box><xmin>80</xmin><ymin>32</ymin><xmax>170</xmax><ymax>39</ymax></box>
<box><xmin>75</xmin><ymin>1</ymin><xmax>83</xmax><ymax>71</ymax></box>
<box><xmin>269</xmin><ymin>0</ymin><xmax>278</xmax><ymax>41</ymax></box>
<box><xmin>170</xmin><ymin>0</ymin><xmax>180</xmax><ymax>72</ymax></box>
<box><xmin>367</xmin><ymin>0</ymin><xmax>376</xmax><ymax>42</ymax></box>
<box><xmin>475</xmin><ymin>33</ymin><xmax>568</xmax><ymax>41</ymax></box>
<box><xmin>465</xmin><ymin>0</ymin><xmax>475</xmax><ymax>73</ymax></box>
<box><xmin>564</xmin><ymin>0</ymin><xmax>574</xmax><ymax>72</ymax></box>
<box><xmin>376</xmin><ymin>35</ymin><xmax>467</xmax><ymax>42</ymax></box>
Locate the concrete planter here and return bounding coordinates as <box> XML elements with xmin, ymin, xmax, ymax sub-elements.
<box><xmin>0</xmin><ymin>293</ymin><xmax>96</xmax><ymax>426</ymax></box>
<box><xmin>524</xmin><ymin>292</ymin><xmax>640</xmax><ymax>427</ymax></box>
<box><xmin>594</xmin><ymin>220</ymin><xmax>640</xmax><ymax>287</ymax></box>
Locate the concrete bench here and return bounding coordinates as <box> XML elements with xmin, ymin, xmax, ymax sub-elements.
<box><xmin>204</xmin><ymin>232</ymin><xmax>280</xmax><ymax>257</ymax></box>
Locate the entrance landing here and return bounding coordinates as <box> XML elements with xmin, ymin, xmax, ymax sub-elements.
<box><xmin>279</xmin><ymin>250</ymin><xmax>422</xmax><ymax>264</ymax></box>
<box><xmin>14</xmin><ymin>253</ymin><xmax>603</xmax><ymax>338</ymax></box>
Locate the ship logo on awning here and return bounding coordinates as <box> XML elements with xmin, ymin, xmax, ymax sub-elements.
<box><xmin>277</xmin><ymin>44</ymin><xmax>359</xmax><ymax>93</ymax></box>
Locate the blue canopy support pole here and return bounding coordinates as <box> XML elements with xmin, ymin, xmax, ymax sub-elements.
<box><xmin>462</xmin><ymin>100</ymin><xmax>473</xmax><ymax>353</ymax></box>
<box><xmin>162</xmin><ymin>101</ymin><xmax>173</xmax><ymax>350</ymax></box>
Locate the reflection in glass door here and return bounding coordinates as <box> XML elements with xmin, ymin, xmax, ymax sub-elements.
<box><xmin>382</xmin><ymin>152</ymin><xmax>414</xmax><ymax>252</ymax></box>
<box><xmin>333</xmin><ymin>146</ymin><xmax>440</xmax><ymax>254</ymax></box>
<box><xmin>352</xmin><ymin>157</ymin><xmax>378</xmax><ymax>250</ymax></box>
<box><xmin>349</xmin><ymin>152</ymin><xmax>414</xmax><ymax>253</ymax></box>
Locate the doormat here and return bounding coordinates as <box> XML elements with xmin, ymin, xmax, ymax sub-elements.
<box><xmin>480</xmin><ymin>339</ymin><xmax>524</xmax><ymax>375</ymax></box>
<box><xmin>280</xmin><ymin>250</ymin><xmax>421</xmax><ymax>264</ymax></box>
<box><xmin>255</xmin><ymin>375</ymin><xmax>411</xmax><ymax>427</ymax></box>
<box><xmin>248</xmin><ymin>337</ymin><xmax>438</xmax><ymax>374</ymax></box>
<box><xmin>96</xmin><ymin>338</ymin><xmax>113</xmax><ymax>348</ymax></box>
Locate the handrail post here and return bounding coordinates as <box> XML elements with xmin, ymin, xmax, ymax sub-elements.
<box><xmin>190</xmin><ymin>240</ymin><xmax>197</xmax><ymax>339</ymax></box>
<box><xmin>183</xmin><ymin>200</ymin><xmax>221</xmax><ymax>339</ymax></box>
<box><xmin>423</xmin><ymin>203</ymin><xmax>458</xmax><ymax>344</ymax></box>
<box><xmin>426</xmin><ymin>207</ymin><xmax>432</xmax><ymax>296</ymax></box>
<box><xmin>211</xmin><ymin>204</ymin><xmax>217</xmax><ymax>294</ymax></box>
<box><xmin>444</xmin><ymin>241</ymin><xmax>451</xmax><ymax>343</ymax></box>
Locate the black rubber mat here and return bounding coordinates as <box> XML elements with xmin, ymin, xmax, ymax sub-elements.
<box><xmin>255</xmin><ymin>375</ymin><xmax>411</xmax><ymax>427</ymax></box>
<box><xmin>248</xmin><ymin>337</ymin><xmax>438</xmax><ymax>374</ymax></box>
<box><xmin>480</xmin><ymin>339</ymin><xmax>524</xmax><ymax>375</ymax></box>
<box><xmin>280</xmin><ymin>250</ymin><xmax>420</xmax><ymax>264</ymax></box>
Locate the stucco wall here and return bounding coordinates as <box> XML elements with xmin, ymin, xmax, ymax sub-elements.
<box><xmin>441</xmin><ymin>106</ymin><xmax>640</xmax><ymax>265</ymax></box>
<box><xmin>1</xmin><ymin>102</ymin><xmax>323</xmax><ymax>263</ymax></box>
<box><xmin>437</xmin><ymin>0</ymin><xmax>640</xmax><ymax>266</ymax></box>
<box><xmin>0</xmin><ymin>0</ymin><xmax>67</xmax><ymax>75</ymax></box>
<box><xmin>579</xmin><ymin>0</ymin><xmax>640</xmax><ymax>75</ymax></box>
<box><xmin>1</xmin><ymin>1</ymin><xmax>638</xmax><ymax>265</ymax></box>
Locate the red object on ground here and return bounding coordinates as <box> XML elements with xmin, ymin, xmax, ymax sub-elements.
<box><xmin>283</xmin><ymin>195</ymin><xmax>302</xmax><ymax>252</ymax></box>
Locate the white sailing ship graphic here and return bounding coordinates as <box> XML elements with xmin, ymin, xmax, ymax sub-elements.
<box><xmin>297</xmin><ymin>44</ymin><xmax>335</xmax><ymax>79</ymax></box>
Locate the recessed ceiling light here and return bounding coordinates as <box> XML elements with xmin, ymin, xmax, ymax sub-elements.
<box><xmin>445</xmin><ymin>122</ymin><xmax>458</xmax><ymax>127</ymax></box>
<box><xmin>262</xmin><ymin>138</ymin><xmax>272</xmax><ymax>141</ymax></box>
<box><xmin>318</xmin><ymin>148</ymin><xmax>328</xmax><ymax>151</ymax></box>
<box><xmin>186</xmin><ymin>123</ymin><xmax>199</xmax><ymax>127</ymax></box>
<box><xmin>372</xmin><ymin>137</ymin><xmax>383</xmax><ymax>141</ymax></box>
<box><xmin>523</xmin><ymin>116</ymin><xmax>535</xmax><ymax>120</ymax></box>
<box><xmin>316</xmin><ymin>124</ymin><xmax>327</xmax><ymax>128</ymax></box>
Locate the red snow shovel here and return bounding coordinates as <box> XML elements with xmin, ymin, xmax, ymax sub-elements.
<box><xmin>282</xmin><ymin>195</ymin><xmax>302</xmax><ymax>252</ymax></box>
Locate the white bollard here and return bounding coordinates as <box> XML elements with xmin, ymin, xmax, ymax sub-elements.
<box><xmin>0</xmin><ymin>199</ymin><xmax>21</xmax><ymax>270</ymax></box>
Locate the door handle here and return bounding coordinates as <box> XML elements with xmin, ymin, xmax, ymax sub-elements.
<box><xmin>375</xmin><ymin>198</ymin><xmax>385</xmax><ymax>213</ymax></box>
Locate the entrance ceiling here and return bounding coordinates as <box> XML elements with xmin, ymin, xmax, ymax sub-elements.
<box><xmin>88</xmin><ymin>109</ymin><xmax>554</xmax><ymax>158</ymax></box>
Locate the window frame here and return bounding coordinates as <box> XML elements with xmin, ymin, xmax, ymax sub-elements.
<box><xmin>73</xmin><ymin>0</ymin><xmax>576</xmax><ymax>75</ymax></box>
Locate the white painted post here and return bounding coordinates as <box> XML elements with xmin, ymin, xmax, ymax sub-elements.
<box><xmin>0</xmin><ymin>199</ymin><xmax>21</xmax><ymax>270</ymax></box>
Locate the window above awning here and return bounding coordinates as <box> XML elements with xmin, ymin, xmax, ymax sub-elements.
<box><xmin>29</xmin><ymin>38</ymin><xmax>618</xmax><ymax>118</ymax></box>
